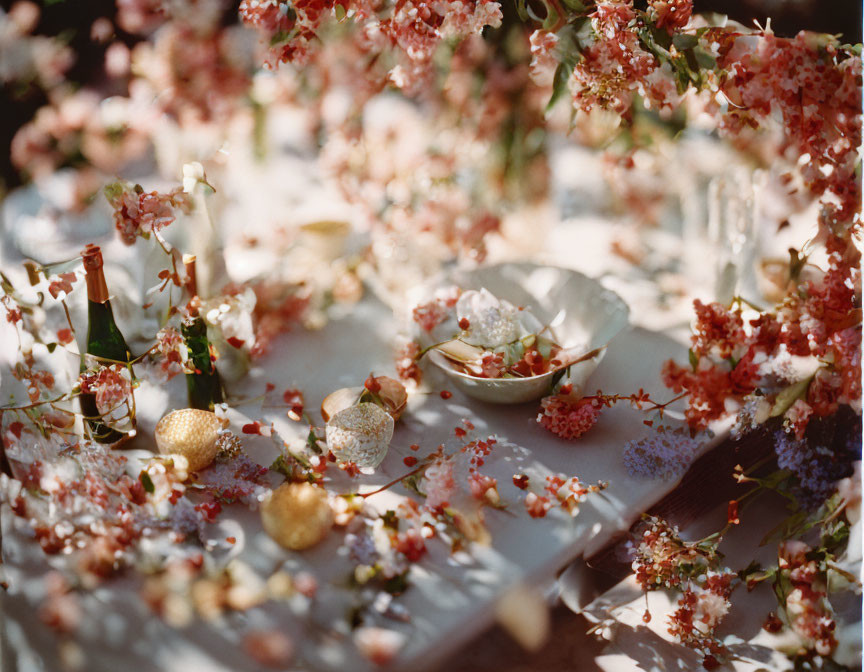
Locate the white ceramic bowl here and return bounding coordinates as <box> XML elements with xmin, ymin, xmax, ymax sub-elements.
<box><xmin>416</xmin><ymin>263</ymin><xmax>630</xmax><ymax>403</ymax></box>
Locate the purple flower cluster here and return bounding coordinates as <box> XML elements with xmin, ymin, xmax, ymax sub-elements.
<box><xmin>196</xmin><ymin>454</ymin><xmax>270</xmax><ymax>506</ymax></box>
<box><xmin>623</xmin><ymin>429</ymin><xmax>698</xmax><ymax>481</ymax></box>
<box><xmin>773</xmin><ymin>409</ymin><xmax>860</xmax><ymax>510</ymax></box>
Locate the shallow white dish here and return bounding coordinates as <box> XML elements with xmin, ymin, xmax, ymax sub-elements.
<box><xmin>418</xmin><ymin>262</ymin><xmax>630</xmax><ymax>403</ymax></box>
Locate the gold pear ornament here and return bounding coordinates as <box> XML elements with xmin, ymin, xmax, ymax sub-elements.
<box><xmin>260</xmin><ymin>482</ymin><xmax>333</xmax><ymax>551</ymax></box>
<box><xmin>154</xmin><ymin>408</ymin><xmax>226</xmax><ymax>472</ymax></box>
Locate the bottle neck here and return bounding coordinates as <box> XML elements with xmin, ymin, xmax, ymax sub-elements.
<box><xmin>82</xmin><ymin>244</ymin><xmax>110</xmax><ymax>304</ymax></box>
<box><xmin>183</xmin><ymin>254</ymin><xmax>202</xmax><ymax>317</ymax></box>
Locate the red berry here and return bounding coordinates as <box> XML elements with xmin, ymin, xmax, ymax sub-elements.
<box><xmin>403</xmin><ymin>456</ymin><xmax>418</xmax><ymax>467</ymax></box>
<box><xmin>440</xmin><ymin>390</ymin><xmax>452</xmax><ymax>399</ymax></box>
<box><xmin>763</xmin><ymin>612</ymin><xmax>783</xmax><ymax>633</ymax></box>
<box><xmin>364</xmin><ymin>374</ymin><xmax>381</xmax><ymax>394</ymax></box>
<box><xmin>458</xmin><ymin>317</ymin><xmax>470</xmax><ymax>330</ymax></box>
<box><xmin>702</xmin><ymin>655</ymin><xmax>720</xmax><ymax>670</ymax></box>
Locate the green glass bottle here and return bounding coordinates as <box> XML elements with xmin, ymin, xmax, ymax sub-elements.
<box><xmin>80</xmin><ymin>244</ymin><xmax>136</xmax><ymax>444</ymax></box>
<box><xmin>181</xmin><ymin>254</ymin><xmax>224</xmax><ymax>411</ymax></box>
<box><xmin>181</xmin><ymin>315</ymin><xmax>224</xmax><ymax>411</ymax></box>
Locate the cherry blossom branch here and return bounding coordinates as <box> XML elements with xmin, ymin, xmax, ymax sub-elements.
<box><xmin>577</xmin><ymin>388</ymin><xmax>688</xmax><ymax>415</ymax></box>
<box><xmin>356</xmin><ymin>463</ymin><xmax>430</xmax><ymax>499</ymax></box>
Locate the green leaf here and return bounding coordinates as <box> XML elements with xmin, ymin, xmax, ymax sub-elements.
<box><xmin>684</xmin><ymin>49</ymin><xmax>702</xmax><ymax>83</ymax></box>
<box><xmin>536</xmin><ymin>336</ymin><xmax>553</xmax><ymax>360</ymax></box>
<box><xmin>402</xmin><ymin>472</ymin><xmax>426</xmax><ymax>498</ymax></box>
<box><xmin>506</xmin><ymin>340</ymin><xmax>525</xmax><ymax>366</ymax></box>
<box><xmin>526</xmin><ymin>3</ymin><xmax>545</xmax><ymax>23</ymax></box>
<box><xmin>270</xmin><ymin>454</ymin><xmax>298</xmax><ymax>479</ymax></box>
<box><xmin>383</xmin><ymin>570</ymin><xmax>410</xmax><ymax>595</ymax></box>
<box><xmin>693</xmin><ymin>46</ymin><xmax>717</xmax><ymax>70</ymax></box>
<box><xmin>769</xmin><ymin>377</ymin><xmax>813</xmax><ymax>418</ymax></box>
<box><xmin>788</xmin><ymin>248</ymin><xmax>808</xmax><ymax>283</ymax></box>
<box><xmin>738</xmin><ymin>561</ymin><xmax>776</xmax><ymax>590</ymax></box>
<box><xmin>821</xmin><ymin>516</ymin><xmax>850</xmax><ymax>554</ymax></box>
<box><xmin>649</xmin><ymin>25</ymin><xmax>672</xmax><ymax>50</ymax></box>
<box><xmin>673</xmin><ymin>56</ymin><xmax>692</xmax><ymax>92</ymax></box>
<box><xmin>306</xmin><ymin>428</ymin><xmax>323</xmax><ymax>455</ymax></box>
<box><xmin>561</xmin><ymin>0</ymin><xmax>585</xmax><ymax>10</ymax></box>
<box><xmin>139</xmin><ymin>470</ymin><xmax>155</xmax><ymax>494</ymax></box>
<box><xmin>546</xmin><ymin>61</ymin><xmax>574</xmax><ymax>113</ymax></box>
<box><xmin>672</xmin><ymin>34</ymin><xmax>698</xmax><ymax>50</ymax></box>
<box><xmin>688</xmin><ymin>348</ymin><xmax>699</xmax><ymax>371</ymax></box>
<box><xmin>515</xmin><ymin>0</ymin><xmax>528</xmax><ymax>22</ymax></box>
<box><xmin>542</xmin><ymin>3</ymin><xmax>559</xmax><ymax>30</ymax></box>
<box><xmin>46</xmin><ymin>342</ymin><xmax>58</xmax><ymax>353</ymax></box>
<box><xmin>760</xmin><ymin>510</ymin><xmax>809</xmax><ymax>546</ymax></box>
<box><xmin>381</xmin><ymin>510</ymin><xmax>400</xmax><ymax>530</ymax></box>
<box><xmin>701</xmin><ymin>12</ymin><xmax>728</xmax><ymax>28</ymax></box>
<box><xmin>550</xmin><ymin>365</ymin><xmax>569</xmax><ymax>389</ymax></box>
<box><xmin>334</xmin><ymin>3</ymin><xmax>346</xmax><ymax>20</ymax></box>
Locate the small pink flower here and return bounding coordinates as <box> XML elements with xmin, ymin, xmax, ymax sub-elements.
<box><xmin>293</xmin><ymin>571</ymin><xmax>318</xmax><ymax>598</ymax></box>
<box><xmin>48</xmin><ymin>272</ymin><xmax>78</xmax><ymax>299</ymax></box>
<box><xmin>412</xmin><ymin>299</ymin><xmax>449</xmax><ymax>331</ymax></box>
<box><xmin>529</xmin><ymin>30</ymin><xmax>559</xmax><ymax>87</ymax></box>
<box><xmin>395</xmin><ymin>527</ymin><xmax>427</xmax><ymax>562</ymax></box>
<box><xmin>104</xmin><ymin>181</ymin><xmax>192</xmax><ymax>245</ymax></box>
<box><xmin>154</xmin><ymin>326</ymin><xmax>186</xmax><ymax>380</ymax></box>
<box><xmin>468</xmin><ymin>472</ymin><xmax>497</xmax><ymax>500</ymax></box>
<box><xmin>784</xmin><ymin>399</ymin><xmax>813</xmax><ymax>440</ymax></box>
<box><xmin>421</xmin><ymin>459</ymin><xmax>455</xmax><ymax>511</ymax></box>
<box><xmin>354</xmin><ymin>627</ymin><xmax>406</xmax><ymax>666</ymax></box>
<box><xmin>524</xmin><ymin>492</ymin><xmax>551</xmax><ymax>518</ymax></box>
<box><xmin>243</xmin><ymin>630</ymin><xmax>294</xmax><ymax>668</ymax></box>
<box><xmin>79</xmin><ymin>364</ymin><xmax>132</xmax><ymax>416</ymax></box>
<box><xmin>537</xmin><ymin>395</ymin><xmax>601</xmax><ymax>440</ymax></box>
<box><xmin>648</xmin><ymin>0</ymin><xmax>692</xmax><ymax>31</ymax></box>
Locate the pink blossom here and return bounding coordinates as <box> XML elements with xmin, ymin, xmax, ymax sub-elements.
<box><xmin>412</xmin><ymin>299</ymin><xmax>450</xmax><ymax>331</ymax></box>
<box><xmin>783</xmin><ymin>399</ymin><xmax>813</xmax><ymax>440</ymax></box>
<box><xmin>421</xmin><ymin>459</ymin><xmax>455</xmax><ymax>510</ymax></box>
<box><xmin>154</xmin><ymin>326</ymin><xmax>187</xmax><ymax>381</ymax></box>
<box><xmin>537</xmin><ymin>395</ymin><xmax>601</xmax><ymax>440</ymax></box>
<box><xmin>243</xmin><ymin>630</ymin><xmax>294</xmax><ymax>667</ymax></box>
<box><xmin>524</xmin><ymin>492</ymin><xmax>550</xmax><ymax>518</ymax></box>
<box><xmin>354</xmin><ymin>627</ymin><xmax>406</xmax><ymax>665</ymax></box>
<box><xmin>648</xmin><ymin>0</ymin><xmax>692</xmax><ymax>31</ymax></box>
<box><xmin>395</xmin><ymin>526</ymin><xmax>427</xmax><ymax>561</ymax></box>
<box><xmin>529</xmin><ymin>30</ymin><xmax>559</xmax><ymax>87</ymax></box>
<box><xmin>468</xmin><ymin>472</ymin><xmax>497</xmax><ymax>500</ymax></box>
<box><xmin>395</xmin><ymin>339</ymin><xmax>423</xmax><ymax>387</ymax></box>
<box><xmin>104</xmin><ymin>181</ymin><xmax>192</xmax><ymax>245</ymax></box>
<box><xmin>79</xmin><ymin>364</ymin><xmax>132</xmax><ymax>416</ymax></box>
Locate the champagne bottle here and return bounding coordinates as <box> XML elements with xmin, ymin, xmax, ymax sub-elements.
<box><xmin>80</xmin><ymin>244</ymin><xmax>136</xmax><ymax>444</ymax></box>
<box><xmin>182</xmin><ymin>255</ymin><xmax>224</xmax><ymax>411</ymax></box>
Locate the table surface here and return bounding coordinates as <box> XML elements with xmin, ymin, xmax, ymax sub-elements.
<box><xmin>0</xmin><ymin>250</ymin><xmax>724</xmax><ymax>672</ymax></box>
<box><xmin>0</xmin><ymin>137</ymin><xmax>729</xmax><ymax>672</ymax></box>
